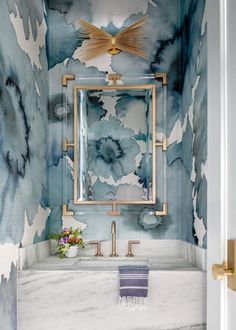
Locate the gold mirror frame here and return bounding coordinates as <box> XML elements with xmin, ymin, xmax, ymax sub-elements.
<box><xmin>73</xmin><ymin>84</ymin><xmax>156</xmax><ymax>211</ymax></box>
<box><xmin>63</xmin><ymin>73</ymin><xmax>168</xmax><ymax>216</ymax></box>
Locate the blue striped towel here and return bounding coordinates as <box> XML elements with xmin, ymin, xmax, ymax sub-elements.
<box><xmin>118</xmin><ymin>265</ymin><xmax>149</xmax><ymax>308</ymax></box>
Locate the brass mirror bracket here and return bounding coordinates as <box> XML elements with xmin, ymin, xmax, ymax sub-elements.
<box><xmin>155</xmin><ymin>72</ymin><xmax>168</xmax><ymax>86</ymax></box>
<box><xmin>155</xmin><ymin>138</ymin><xmax>168</xmax><ymax>151</ymax></box>
<box><xmin>212</xmin><ymin>240</ymin><xmax>236</xmax><ymax>291</ymax></box>
<box><xmin>62</xmin><ymin>74</ymin><xmax>75</xmax><ymax>87</ymax></box>
<box><xmin>155</xmin><ymin>203</ymin><xmax>168</xmax><ymax>216</ymax></box>
<box><xmin>107</xmin><ymin>203</ymin><xmax>121</xmax><ymax>216</ymax></box>
<box><xmin>107</xmin><ymin>73</ymin><xmax>122</xmax><ymax>85</ymax></box>
<box><xmin>63</xmin><ymin>138</ymin><xmax>75</xmax><ymax>152</ymax></box>
<box><xmin>62</xmin><ymin>204</ymin><xmax>74</xmax><ymax>216</ymax></box>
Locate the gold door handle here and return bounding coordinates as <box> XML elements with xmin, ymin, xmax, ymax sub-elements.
<box><xmin>212</xmin><ymin>262</ymin><xmax>233</xmax><ymax>280</ymax></box>
<box><xmin>212</xmin><ymin>240</ymin><xmax>236</xmax><ymax>291</ymax></box>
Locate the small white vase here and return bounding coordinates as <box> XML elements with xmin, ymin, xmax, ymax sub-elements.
<box><xmin>65</xmin><ymin>245</ymin><xmax>78</xmax><ymax>258</ymax></box>
<box><xmin>50</xmin><ymin>239</ymin><xmax>59</xmax><ymax>255</ymax></box>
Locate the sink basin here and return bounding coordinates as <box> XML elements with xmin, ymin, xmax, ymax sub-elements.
<box><xmin>74</xmin><ymin>257</ymin><xmax>149</xmax><ymax>269</ymax></box>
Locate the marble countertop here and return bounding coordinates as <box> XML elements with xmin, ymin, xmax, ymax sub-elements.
<box><xmin>18</xmin><ymin>240</ymin><xmax>207</xmax><ymax>271</ymax></box>
<box><xmin>24</xmin><ymin>255</ymin><xmax>201</xmax><ymax>271</ymax></box>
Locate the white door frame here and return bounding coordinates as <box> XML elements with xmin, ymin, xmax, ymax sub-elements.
<box><xmin>207</xmin><ymin>0</ymin><xmax>236</xmax><ymax>329</ymax></box>
<box><xmin>225</xmin><ymin>0</ymin><xmax>236</xmax><ymax>327</ymax></box>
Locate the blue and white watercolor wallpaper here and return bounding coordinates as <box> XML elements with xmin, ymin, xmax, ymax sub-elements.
<box><xmin>0</xmin><ymin>0</ymin><xmax>207</xmax><ymax>328</ymax></box>
<box><xmin>180</xmin><ymin>0</ymin><xmax>207</xmax><ymax>248</ymax></box>
<box><xmin>46</xmin><ymin>0</ymin><xmax>207</xmax><ymax>247</ymax></box>
<box><xmin>0</xmin><ymin>0</ymin><xmax>48</xmax><ymax>328</ymax></box>
<box><xmin>47</xmin><ymin>0</ymin><xmax>182</xmax><ymax>241</ymax></box>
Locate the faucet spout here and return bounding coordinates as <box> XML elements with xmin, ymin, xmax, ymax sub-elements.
<box><xmin>110</xmin><ymin>220</ymin><xmax>118</xmax><ymax>257</ymax></box>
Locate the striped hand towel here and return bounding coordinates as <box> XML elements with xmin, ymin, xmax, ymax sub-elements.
<box><xmin>118</xmin><ymin>265</ymin><xmax>149</xmax><ymax>309</ymax></box>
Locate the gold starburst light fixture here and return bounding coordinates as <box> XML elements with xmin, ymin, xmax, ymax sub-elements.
<box><xmin>78</xmin><ymin>15</ymin><xmax>149</xmax><ymax>62</ymax></box>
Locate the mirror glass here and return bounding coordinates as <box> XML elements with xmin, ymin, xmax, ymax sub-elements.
<box><xmin>73</xmin><ymin>85</ymin><xmax>156</xmax><ymax>204</ymax></box>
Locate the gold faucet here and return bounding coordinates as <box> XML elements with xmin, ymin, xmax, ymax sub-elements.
<box><xmin>110</xmin><ymin>220</ymin><xmax>118</xmax><ymax>257</ymax></box>
<box><xmin>88</xmin><ymin>240</ymin><xmax>103</xmax><ymax>257</ymax></box>
<box><xmin>126</xmin><ymin>240</ymin><xmax>140</xmax><ymax>257</ymax></box>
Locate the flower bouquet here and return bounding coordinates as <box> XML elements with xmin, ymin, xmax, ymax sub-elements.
<box><xmin>55</xmin><ymin>227</ymin><xmax>84</xmax><ymax>258</ymax></box>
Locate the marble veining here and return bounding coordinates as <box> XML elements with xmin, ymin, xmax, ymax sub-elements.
<box><xmin>23</xmin><ymin>255</ymin><xmax>199</xmax><ymax>271</ymax></box>
<box><xmin>18</xmin><ymin>269</ymin><xmax>206</xmax><ymax>330</ymax></box>
<box><xmin>18</xmin><ymin>239</ymin><xmax>207</xmax><ymax>271</ymax></box>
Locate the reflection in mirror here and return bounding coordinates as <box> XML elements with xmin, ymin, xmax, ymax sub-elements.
<box><xmin>73</xmin><ymin>85</ymin><xmax>156</xmax><ymax>206</ymax></box>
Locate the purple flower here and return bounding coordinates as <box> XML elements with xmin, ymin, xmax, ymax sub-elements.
<box><xmin>59</xmin><ymin>238</ymin><xmax>64</xmax><ymax>245</ymax></box>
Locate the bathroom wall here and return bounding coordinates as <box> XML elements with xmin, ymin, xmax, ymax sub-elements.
<box><xmin>46</xmin><ymin>0</ymin><xmax>207</xmax><ymax>247</ymax></box>
<box><xmin>47</xmin><ymin>0</ymin><xmax>182</xmax><ymax>241</ymax></box>
<box><xmin>0</xmin><ymin>0</ymin><xmax>48</xmax><ymax>328</ymax></box>
<box><xmin>180</xmin><ymin>0</ymin><xmax>207</xmax><ymax>248</ymax></box>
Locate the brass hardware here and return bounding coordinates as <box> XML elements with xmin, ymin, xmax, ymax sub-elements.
<box><xmin>107</xmin><ymin>203</ymin><xmax>121</xmax><ymax>216</ymax></box>
<box><xmin>73</xmin><ymin>84</ymin><xmax>156</xmax><ymax>206</ymax></box>
<box><xmin>62</xmin><ymin>74</ymin><xmax>75</xmax><ymax>87</ymax></box>
<box><xmin>108</xmin><ymin>37</ymin><xmax>121</xmax><ymax>55</ymax></box>
<box><xmin>155</xmin><ymin>72</ymin><xmax>168</xmax><ymax>85</ymax></box>
<box><xmin>212</xmin><ymin>240</ymin><xmax>236</xmax><ymax>291</ymax></box>
<box><xmin>126</xmin><ymin>240</ymin><xmax>140</xmax><ymax>257</ymax></box>
<box><xmin>212</xmin><ymin>262</ymin><xmax>233</xmax><ymax>280</ymax></box>
<box><xmin>107</xmin><ymin>73</ymin><xmax>122</xmax><ymax>85</ymax></box>
<box><xmin>88</xmin><ymin>240</ymin><xmax>103</xmax><ymax>257</ymax></box>
<box><xmin>62</xmin><ymin>204</ymin><xmax>74</xmax><ymax>216</ymax></box>
<box><xmin>110</xmin><ymin>221</ymin><xmax>118</xmax><ymax>257</ymax></box>
<box><xmin>155</xmin><ymin>203</ymin><xmax>168</xmax><ymax>216</ymax></box>
<box><xmin>63</xmin><ymin>138</ymin><xmax>75</xmax><ymax>152</ymax></box>
<box><xmin>155</xmin><ymin>138</ymin><xmax>168</xmax><ymax>151</ymax></box>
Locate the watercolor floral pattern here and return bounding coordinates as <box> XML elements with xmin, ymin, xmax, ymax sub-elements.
<box><xmin>88</xmin><ymin>117</ymin><xmax>140</xmax><ymax>181</ymax></box>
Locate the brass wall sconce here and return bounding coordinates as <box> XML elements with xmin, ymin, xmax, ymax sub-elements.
<box><xmin>78</xmin><ymin>16</ymin><xmax>148</xmax><ymax>62</ymax></box>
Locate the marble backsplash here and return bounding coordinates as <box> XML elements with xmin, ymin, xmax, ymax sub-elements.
<box><xmin>18</xmin><ymin>239</ymin><xmax>207</xmax><ymax>271</ymax></box>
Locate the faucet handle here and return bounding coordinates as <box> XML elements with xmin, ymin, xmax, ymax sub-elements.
<box><xmin>88</xmin><ymin>240</ymin><xmax>103</xmax><ymax>257</ymax></box>
<box><xmin>126</xmin><ymin>240</ymin><xmax>140</xmax><ymax>257</ymax></box>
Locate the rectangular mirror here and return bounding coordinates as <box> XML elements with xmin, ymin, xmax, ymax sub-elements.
<box><xmin>73</xmin><ymin>84</ymin><xmax>156</xmax><ymax>206</ymax></box>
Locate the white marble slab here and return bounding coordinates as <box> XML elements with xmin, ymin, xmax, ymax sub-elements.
<box><xmin>181</xmin><ymin>241</ymin><xmax>207</xmax><ymax>271</ymax></box>
<box><xmin>18</xmin><ymin>240</ymin><xmax>50</xmax><ymax>270</ymax></box>
<box><xmin>18</xmin><ymin>270</ymin><xmax>206</xmax><ymax>330</ymax></box>
<box><xmin>18</xmin><ymin>240</ymin><xmax>207</xmax><ymax>270</ymax></box>
<box><xmin>26</xmin><ymin>255</ymin><xmax>199</xmax><ymax>271</ymax></box>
